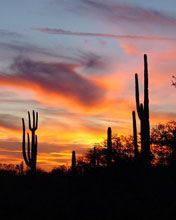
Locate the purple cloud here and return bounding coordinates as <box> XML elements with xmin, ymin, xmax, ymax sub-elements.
<box><xmin>0</xmin><ymin>56</ymin><xmax>105</xmax><ymax>106</ymax></box>
<box><xmin>76</xmin><ymin>50</ymin><xmax>109</xmax><ymax>72</ymax></box>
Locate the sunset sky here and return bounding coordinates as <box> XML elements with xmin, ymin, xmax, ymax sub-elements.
<box><xmin>0</xmin><ymin>0</ymin><xmax>176</xmax><ymax>170</ymax></box>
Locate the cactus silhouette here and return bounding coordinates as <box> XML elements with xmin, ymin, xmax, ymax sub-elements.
<box><xmin>107</xmin><ymin>127</ymin><xmax>112</xmax><ymax>167</ymax></box>
<box><xmin>71</xmin><ymin>150</ymin><xmax>76</xmax><ymax>172</ymax></box>
<box><xmin>135</xmin><ymin>54</ymin><xmax>151</xmax><ymax>165</ymax></box>
<box><xmin>22</xmin><ymin>110</ymin><xmax>38</xmax><ymax>174</ymax></box>
<box><xmin>132</xmin><ymin>111</ymin><xmax>139</xmax><ymax>159</ymax></box>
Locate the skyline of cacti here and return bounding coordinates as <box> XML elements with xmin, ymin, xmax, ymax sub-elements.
<box><xmin>0</xmin><ymin>52</ymin><xmax>175</xmax><ymax>171</ymax></box>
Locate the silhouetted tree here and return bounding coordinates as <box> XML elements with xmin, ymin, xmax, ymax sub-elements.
<box><xmin>85</xmin><ymin>144</ymin><xmax>106</xmax><ymax>167</ymax></box>
<box><xmin>112</xmin><ymin>135</ymin><xmax>134</xmax><ymax>166</ymax></box>
<box><xmin>151</xmin><ymin>121</ymin><xmax>176</xmax><ymax>166</ymax></box>
<box><xmin>51</xmin><ymin>165</ymin><xmax>67</xmax><ymax>176</ymax></box>
<box><xmin>15</xmin><ymin>162</ymin><xmax>24</xmax><ymax>175</ymax></box>
<box><xmin>135</xmin><ymin>54</ymin><xmax>151</xmax><ymax>166</ymax></box>
<box><xmin>77</xmin><ymin>156</ymin><xmax>91</xmax><ymax>173</ymax></box>
<box><xmin>85</xmin><ymin>146</ymin><xmax>98</xmax><ymax>168</ymax></box>
<box><xmin>22</xmin><ymin>110</ymin><xmax>38</xmax><ymax>175</ymax></box>
<box><xmin>83</xmin><ymin>134</ymin><xmax>134</xmax><ymax>169</ymax></box>
<box><xmin>0</xmin><ymin>163</ymin><xmax>18</xmax><ymax>176</ymax></box>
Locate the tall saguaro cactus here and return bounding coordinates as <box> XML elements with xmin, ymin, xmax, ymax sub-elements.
<box><xmin>132</xmin><ymin>111</ymin><xmax>139</xmax><ymax>159</ymax></box>
<box><xmin>22</xmin><ymin>110</ymin><xmax>38</xmax><ymax>174</ymax></box>
<box><xmin>107</xmin><ymin>127</ymin><xmax>112</xmax><ymax>167</ymax></box>
<box><xmin>135</xmin><ymin>54</ymin><xmax>151</xmax><ymax>165</ymax></box>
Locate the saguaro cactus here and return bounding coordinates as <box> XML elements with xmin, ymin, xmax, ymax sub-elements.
<box><xmin>107</xmin><ymin>127</ymin><xmax>112</xmax><ymax>167</ymax></box>
<box><xmin>135</xmin><ymin>54</ymin><xmax>151</xmax><ymax>165</ymax></box>
<box><xmin>132</xmin><ymin>111</ymin><xmax>139</xmax><ymax>159</ymax></box>
<box><xmin>22</xmin><ymin>110</ymin><xmax>38</xmax><ymax>174</ymax></box>
<box><xmin>71</xmin><ymin>150</ymin><xmax>76</xmax><ymax>172</ymax></box>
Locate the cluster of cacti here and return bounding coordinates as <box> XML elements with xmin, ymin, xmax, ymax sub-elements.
<box><xmin>20</xmin><ymin>55</ymin><xmax>153</xmax><ymax>171</ymax></box>
<box><xmin>22</xmin><ymin>110</ymin><xmax>38</xmax><ymax>174</ymax></box>
<box><xmin>134</xmin><ymin>54</ymin><xmax>151</xmax><ymax>165</ymax></box>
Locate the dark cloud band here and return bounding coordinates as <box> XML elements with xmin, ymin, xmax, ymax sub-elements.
<box><xmin>0</xmin><ymin>56</ymin><xmax>105</xmax><ymax>106</ymax></box>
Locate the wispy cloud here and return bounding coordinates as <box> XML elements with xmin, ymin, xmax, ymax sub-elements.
<box><xmin>151</xmin><ymin>111</ymin><xmax>176</xmax><ymax>123</ymax></box>
<box><xmin>33</xmin><ymin>27</ymin><xmax>176</xmax><ymax>42</ymax></box>
<box><xmin>0</xmin><ymin>29</ymin><xmax>22</xmax><ymax>39</ymax></box>
<box><xmin>76</xmin><ymin>50</ymin><xmax>108</xmax><ymax>72</ymax></box>
<box><xmin>0</xmin><ymin>114</ymin><xmax>20</xmax><ymax>130</ymax></box>
<box><xmin>0</xmin><ymin>39</ymin><xmax>111</xmax><ymax>72</ymax></box>
<box><xmin>0</xmin><ymin>41</ymin><xmax>63</xmax><ymax>59</ymax></box>
<box><xmin>75</xmin><ymin>0</ymin><xmax>176</xmax><ymax>27</ymax></box>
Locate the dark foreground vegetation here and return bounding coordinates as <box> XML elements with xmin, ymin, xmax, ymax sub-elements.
<box><xmin>1</xmin><ymin>166</ymin><xmax>176</xmax><ymax>220</ymax></box>
<box><xmin>1</xmin><ymin>118</ymin><xmax>176</xmax><ymax>220</ymax></box>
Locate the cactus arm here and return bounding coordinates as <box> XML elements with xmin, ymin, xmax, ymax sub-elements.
<box><xmin>144</xmin><ymin>54</ymin><xmax>149</xmax><ymax>117</ymax></box>
<box><xmin>28</xmin><ymin>111</ymin><xmax>38</xmax><ymax>131</ymax></box>
<box><xmin>35</xmin><ymin>112</ymin><xmax>38</xmax><ymax>130</ymax></box>
<box><xmin>27</xmin><ymin>133</ymin><xmax>31</xmax><ymax>162</ymax></box>
<box><xmin>28</xmin><ymin>111</ymin><xmax>32</xmax><ymax>130</ymax></box>
<box><xmin>33</xmin><ymin>110</ymin><xmax>35</xmax><ymax>129</ymax></box>
<box><xmin>132</xmin><ymin>111</ymin><xmax>138</xmax><ymax>157</ymax></box>
<box><xmin>135</xmin><ymin>73</ymin><xmax>143</xmax><ymax>120</ymax></box>
<box><xmin>35</xmin><ymin>135</ymin><xmax>38</xmax><ymax>164</ymax></box>
<box><xmin>31</xmin><ymin>130</ymin><xmax>35</xmax><ymax>165</ymax></box>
